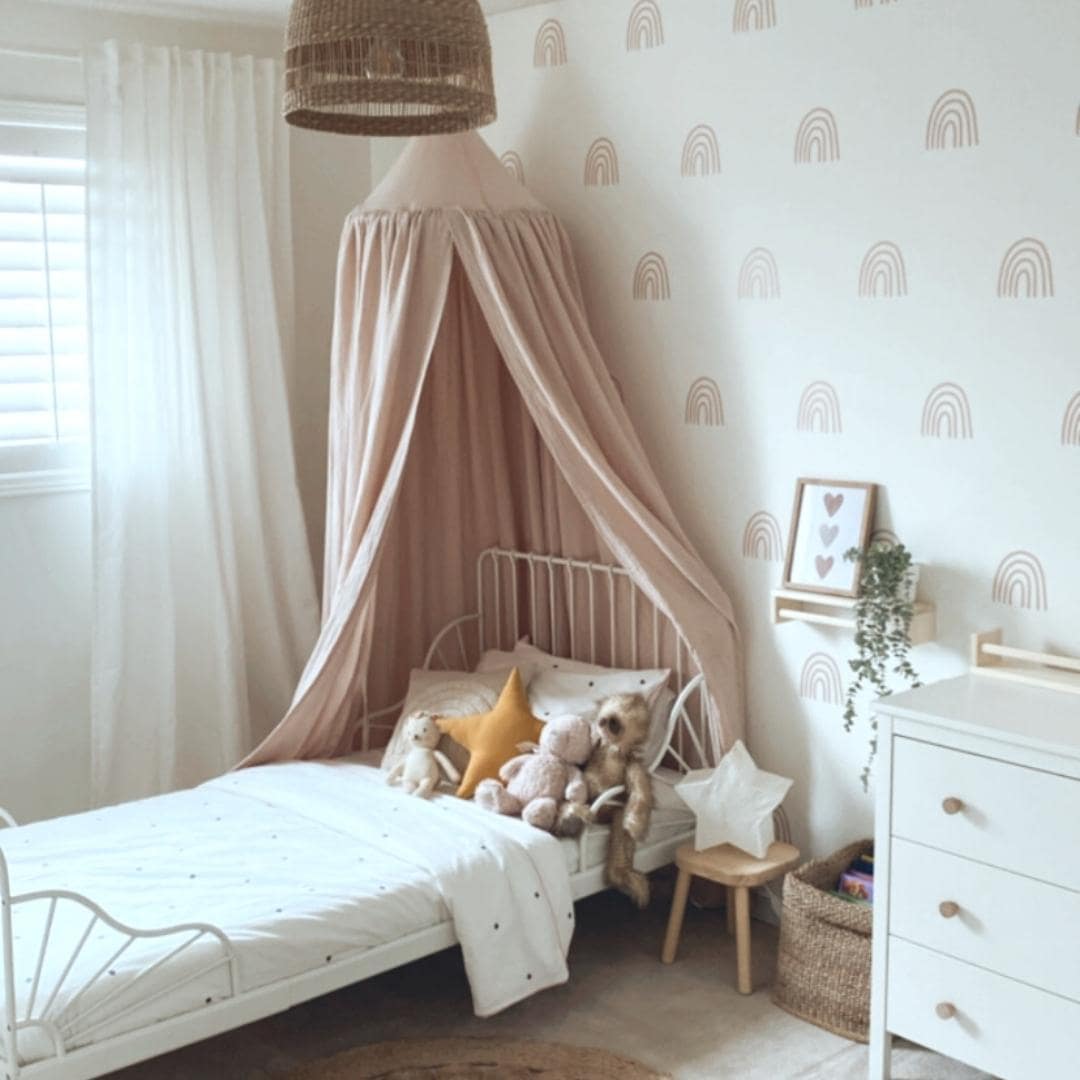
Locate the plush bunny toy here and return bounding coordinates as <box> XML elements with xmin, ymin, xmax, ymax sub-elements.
<box><xmin>474</xmin><ymin>713</ymin><xmax>593</xmax><ymax>834</ymax></box>
<box><xmin>385</xmin><ymin>712</ymin><xmax>461</xmax><ymax>798</ymax></box>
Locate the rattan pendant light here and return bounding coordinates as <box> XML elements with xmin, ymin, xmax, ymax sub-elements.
<box><xmin>283</xmin><ymin>0</ymin><xmax>497</xmax><ymax>135</ymax></box>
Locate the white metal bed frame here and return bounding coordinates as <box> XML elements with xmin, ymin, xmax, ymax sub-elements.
<box><xmin>364</xmin><ymin>547</ymin><xmax>719</xmax><ymax>777</ymax></box>
<box><xmin>0</xmin><ymin>548</ymin><xmax>723</xmax><ymax>1080</ymax></box>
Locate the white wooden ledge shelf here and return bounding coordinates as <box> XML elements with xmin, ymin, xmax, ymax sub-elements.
<box><xmin>771</xmin><ymin>589</ymin><xmax>937</xmax><ymax>646</ymax></box>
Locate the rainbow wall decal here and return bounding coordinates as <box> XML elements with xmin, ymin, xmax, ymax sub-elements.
<box><xmin>742</xmin><ymin>511</ymin><xmax>783</xmax><ymax>561</ymax></box>
<box><xmin>797</xmin><ymin>381</ymin><xmax>842</xmax><ymax>434</ymax></box>
<box><xmin>795</xmin><ymin>107</ymin><xmax>840</xmax><ymax>164</ymax></box>
<box><xmin>992</xmin><ymin>550</ymin><xmax>1048</xmax><ymax>611</ymax></box>
<box><xmin>921</xmin><ymin>382</ymin><xmax>973</xmax><ymax>439</ymax></box>
<box><xmin>926</xmin><ymin>89</ymin><xmax>979</xmax><ymax>150</ymax></box>
<box><xmin>733</xmin><ymin>0</ymin><xmax>777</xmax><ymax>32</ymax></box>
<box><xmin>627</xmin><ymin>0</ymin><xmax>664</xmax><ymax>50</ymax></box>
<box><xmin>738</xmin><ymin>248</ymin><xmax>781</xmax><ymax>300</ymax></box>
<box><xmin>870</xmin><ymin>527</ymin><xmax>900</xmax><ymax>548</ymax></box>
<box><xmin>584</xmin><ymin>137</ymin><xmax>620</xmax><ymax>186</ymax></box>
<box><xmin>685</xmin><ymin>376</ymin><xmax>725</xmax><ymax>426</ymax></box>
<box><xmin>632</xmin><ymin>251</ymin><xmax>671</xmax><ymax>300</ymax></box>
<box><xmin>800</xmin><ymin>652</ymin><xmax>843</xmax><ymax>705</ymax></box>
<box><xmin>858</xmin><ymin>241</ymin><xmax>908</xmax><ymax>298</ymax></box>
<box><xmin>1061</xmin><ymin>392</ymin><xmax>1080</xmax><ymax>446</ymax></box>
<box><xmin>499</xmin><ymin>151</ymin><xmax>525</xmax><ymax>186</ymax></box>
<box><xmin>997</xmin><ymin>237</ymin><xmax>1054</xmax><ymax>298</ymax></box>
<box><xmin>534</xmin><ymin>18</ymin><xmax>568</xmax><ymax>67</ymax></box>
<box><xmin>681</xmin><ymin>124</ymin><xmax>722</xmax><ymax>178</ymax></box>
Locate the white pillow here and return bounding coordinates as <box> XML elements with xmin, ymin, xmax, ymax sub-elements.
<box><xmin>528</xmin><ymin>666</ymin><xmax>670</xmax><ymax>725</ymax></box>
<box><xmin>505</xmin><ymin>639</ymin><xmax>673</xmax><ymax>768</ymax></box>
<box><xmin>645</xmin><ymin>686</ymin><xmax>677</xmax><ymax>769</ymax></box>
<box><xmin>474</xmin><ymin>648</ymin><xmax>524</xmax><ymax>674</ymax></box>
<box><xmin>381</xmin><ymin>667</ymin><xmax>531</xmax><ymax>776</ymax></box>
<box><xmin>651</xmin><ymin>764</ymin><xmax>696</xmax><ymax>812</ymax></box>
<box><xmin>511</xmin><ymin>641</ymin><xmax>619</xmax><ymax>676</ymax></box>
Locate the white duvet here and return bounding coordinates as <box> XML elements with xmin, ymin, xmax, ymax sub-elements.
<box><xmin>2</xmin><ymin>760</ymin><xmax>574</xmax><ymax>1064</ymax></box>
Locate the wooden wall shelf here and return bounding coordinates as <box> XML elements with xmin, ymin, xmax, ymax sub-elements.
<box><xmin>971</xmin><ymin>629</ymin><xmax>1080</xmax><ymax>695</ymax></box>
<box><xmin>771</xmin><ymin>589</ymin><xmax>937</xmax><ymax>646</ymax></box>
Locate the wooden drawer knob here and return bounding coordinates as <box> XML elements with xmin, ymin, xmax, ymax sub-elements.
<box><xmin>936</xmin><ymin>1002</ymin><xmax>957</xmax><ymax>1020</ymax></box>
<box><xmin>941</xmin><ymin>796</ymin><xmax>964</xmax><ymax>815</ymax></box>
<box><xmin>939</xmin><ymin>900</ymin><xmax>960</xmax><ymax>919</ymax></box>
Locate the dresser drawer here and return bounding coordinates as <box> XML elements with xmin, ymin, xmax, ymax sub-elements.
<box><xmin>890</xmin><ymin>837</ymin><xmax>1080</xmax><ymax>1001</ymax></box>
<box><xmin>891</xmin><ymin>736</ymin><xmax>1080</xmax><ymax>890</ymax></box>
<box><xmin>888</xmin><ymin>937</ymin><xmax>1079</xmax><ymax>1080</ymax></box>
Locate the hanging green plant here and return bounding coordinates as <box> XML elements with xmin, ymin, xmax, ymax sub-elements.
<box><xmin>843</xmin><ymin>541</ymin><xmax>922</xmax><ymax>790</ymax></box>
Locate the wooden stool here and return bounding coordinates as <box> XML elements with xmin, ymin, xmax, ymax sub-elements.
<box><xmin>661</xmin><ymin>840</ymin><xmax>801</xmax><ymax>994</ymax></box>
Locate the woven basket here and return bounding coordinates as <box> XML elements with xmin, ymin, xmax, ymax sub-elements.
<box><xmin>284</xmin><ymin>0</ymin><xmax>496</xmax><ymax>135</ymax></box>
<box><xmin>772</xmin><ymin>839</ymin><xmax>873</xmax><ymax>1042</ymax></box>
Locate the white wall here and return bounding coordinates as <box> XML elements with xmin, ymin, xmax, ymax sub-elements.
<box><xmin>479</xmin><ymin>0</ymin><xmax>1080</xmax><ymax>857</ymax></box>
<box><xmin>0</xmin><ymin>0</ymin><xmax>366</xmax><ymax>821</ymax></box>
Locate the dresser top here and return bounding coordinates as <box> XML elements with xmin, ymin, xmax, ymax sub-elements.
<box><xmin>879</xmin><ymin>674</ymin><xmax>1080</xmax><ymax>758</ymax></box>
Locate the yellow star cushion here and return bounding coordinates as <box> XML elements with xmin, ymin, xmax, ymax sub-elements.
<box><xmin>436</xmin><ymin>668</ymin><xmax>544</xmax><ymax>799</ymax></box>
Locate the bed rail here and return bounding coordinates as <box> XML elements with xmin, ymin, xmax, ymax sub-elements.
<box><xmin>361</xmin><ymin>546</ymin><xmax>718</xmax><ymax>771</ymax></box>
<box><xmin>363</xmin><ymin>548</ymin><xmax>716</xmax><ymax>769</ymax></box>
<box><xmin>2</xmin><ymin>848</ymin><xmax>17</xmax><ymax>1078</ymax></box>
<box><xmin>475</xmin><ymin>548</ymin><xmax>715</xmax><ymax>768</ymax></box>
<box><xmin>0</xmin><ymin>843</ymin><xmax>237</xmax><ymax>1077</ymax></box>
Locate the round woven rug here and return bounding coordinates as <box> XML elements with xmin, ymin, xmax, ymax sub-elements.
<box><xmin>283</xmin><ymin>1037</ymin><xmax>670</xmax><ymax>1080</ymax></box>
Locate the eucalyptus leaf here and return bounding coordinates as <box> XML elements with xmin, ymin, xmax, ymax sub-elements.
<box><xmin>843</xmin><ymin>541</ymin><xmax>922</xmax><ymax>790</ymax></box>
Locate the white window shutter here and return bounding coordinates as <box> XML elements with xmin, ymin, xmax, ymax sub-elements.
<box><xmin>0</xmin><ymin>103</ymin><xmax>89</xmax><ymax>488</ymax></box>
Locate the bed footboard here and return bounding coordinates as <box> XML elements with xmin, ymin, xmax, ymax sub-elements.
<box><xmin>0</xmin><ymin>847</ymin><xmax>238</xmax><ymax>1078</ymax></box>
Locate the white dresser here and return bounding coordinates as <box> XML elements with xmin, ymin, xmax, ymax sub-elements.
<box><xmin>870</xmin><ymin>675</ymin><xmax>1080</xmax><ymax>1080</ymax></box>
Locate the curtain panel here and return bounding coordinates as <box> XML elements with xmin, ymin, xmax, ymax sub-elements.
<box><xmin>86</xmin><ymin>42</ymin><xmax>318</xmax><ymax>804</ymax></box>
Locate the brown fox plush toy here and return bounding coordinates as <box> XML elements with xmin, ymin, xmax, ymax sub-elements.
<box><xmin>583</xmin><ymin>693</ymin><xmax>654</xmax><ymax>907</ymax></box>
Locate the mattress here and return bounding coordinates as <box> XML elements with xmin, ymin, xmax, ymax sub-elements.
<box><xmin>2</xmin><ymin>759</ymin><xmax>692</xmax><ymax>1067</ymax></box>
<box><xmin>559</xmin><ymin>805</ymin><xmax>693</xmax><ymax>871</ymax></box>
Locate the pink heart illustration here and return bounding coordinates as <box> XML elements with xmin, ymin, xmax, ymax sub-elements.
<box><xmin>824</xmin><ymin>492</ymin><xmax>845</xmax><ymax>517</ymax></box>
<box><xmin>815</xmin><ymin>555</ymin><xmax>834</xmax><ymax>579</ymax></box>
<box><xmin>819</xmin><ymin>524</ymin><xmax>839</xmax><ymax>547</ymax></box>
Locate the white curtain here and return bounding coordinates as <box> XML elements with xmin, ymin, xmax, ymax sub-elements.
<box><xmin>85</xmin><ymin>42</ymin><xmax>319</xmax><ymax>805</ymax></box>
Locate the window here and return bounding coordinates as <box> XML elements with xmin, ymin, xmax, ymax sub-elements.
<box><xmin>0</xmin><ymin>102</ymin><xmax>88</xmax><ymax>493</ymax></box>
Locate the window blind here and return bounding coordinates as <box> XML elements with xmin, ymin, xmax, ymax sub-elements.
<box><xmin>0</xmin><ymin>114</ymin><xmax>88</xmax><ymax>451</ymax></box>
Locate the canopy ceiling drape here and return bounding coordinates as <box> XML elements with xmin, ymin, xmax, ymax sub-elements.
<box><xmin>243</xmin><ymin>132</ymin><xmax>744</xmax><ymax>768</ymax></box>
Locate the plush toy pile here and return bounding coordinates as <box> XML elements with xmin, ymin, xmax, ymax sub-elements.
<box><xmin>474</xmin><ymin>692</ymin><xmax>656</xmax><ymax>907</ymax></box>
<box><xmin>386</xmin><ymin>678</ymin><xmax>656</xmax><ymax>907</ymax></box>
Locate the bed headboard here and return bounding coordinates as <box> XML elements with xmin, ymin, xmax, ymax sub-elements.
<box><xmin>412</xmin><ymin>547</ymin><xmax>718</xmax><ymax>774</ymax></box>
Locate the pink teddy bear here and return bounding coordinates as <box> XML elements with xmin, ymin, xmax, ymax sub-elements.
<box><xmin>474</xmin><ymin>713</ymin><xmax>593</xmax><ymax>835</ymax></box>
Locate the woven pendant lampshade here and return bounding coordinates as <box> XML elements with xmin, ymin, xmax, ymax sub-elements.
<box><xmin>284</xmin><ymin>0</ymin><xmax>497</xmax><ymax>135</ymax></box>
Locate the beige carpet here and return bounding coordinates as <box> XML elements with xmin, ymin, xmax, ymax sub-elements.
<box><xmin>284</xmin><ymin>1037</ymin><xmax>668</xmax><ymax>1080</ymax></box>
<box><xmin>794</xmin><ymin>1040</ymin><xmax>988</xmax><ymax>1079</ymax></box>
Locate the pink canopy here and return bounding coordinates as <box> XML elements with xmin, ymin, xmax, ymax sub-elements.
<box><xmin>244</xmin><ymin>132</ymin><xmax>744</xmax><ymax>767</ymax></box>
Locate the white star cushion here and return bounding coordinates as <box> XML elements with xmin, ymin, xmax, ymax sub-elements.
<box><xmin>674</xmin><ymin>741</ymin><xmax>793</xmax><ymax>858</ymax></box>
